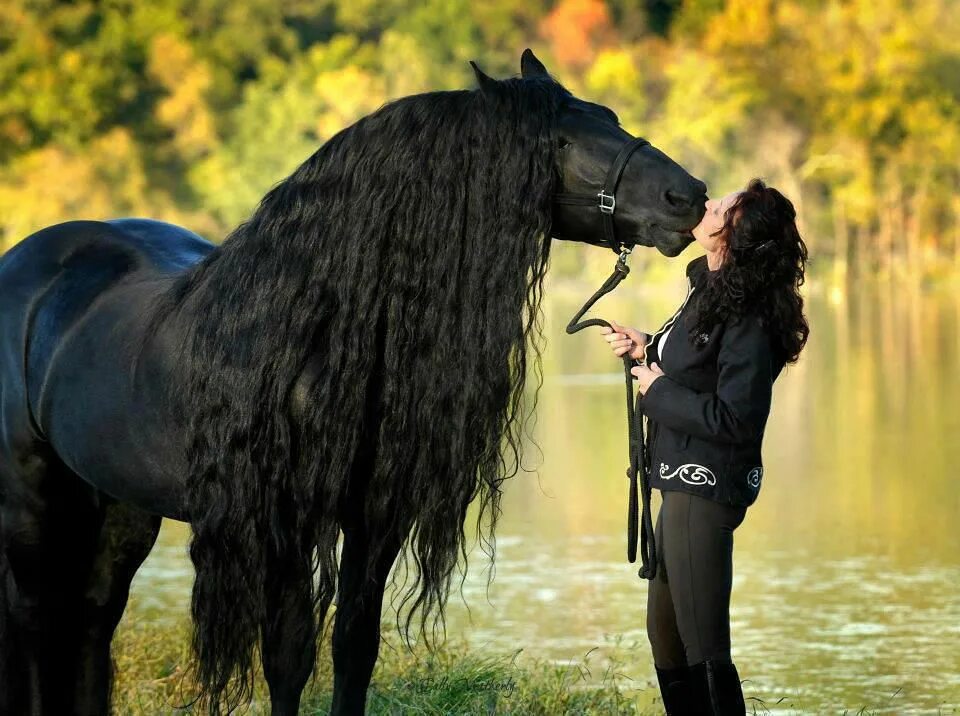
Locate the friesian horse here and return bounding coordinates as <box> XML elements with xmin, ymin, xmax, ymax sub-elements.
<box><xmin>0</xmin><ymin>50</ymin><xmax>706</xmax><ymax>714</ymax></box>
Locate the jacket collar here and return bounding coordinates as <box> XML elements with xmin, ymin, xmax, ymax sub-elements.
<box><xmin>685</xmin><ymin>254</ymin><xmax>710</xmax><ymax>285</ymax></box>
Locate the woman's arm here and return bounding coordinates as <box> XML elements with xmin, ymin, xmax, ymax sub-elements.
<box><xmin>637</xmin><ymin>314</ymin><xmax>774</xmax><ymax>444</ymax></box>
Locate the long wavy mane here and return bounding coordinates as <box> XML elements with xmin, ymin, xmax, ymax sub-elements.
<box><xmin>145</xmin><ymin>75</ymin><xmax>566</xmax><ymax>709</ymax></box>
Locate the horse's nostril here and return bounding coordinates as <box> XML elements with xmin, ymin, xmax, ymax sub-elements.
<box><xmin>664</xmin><ymin>189</ymin><xmax>693</xmax><ymax>210</ymax></box>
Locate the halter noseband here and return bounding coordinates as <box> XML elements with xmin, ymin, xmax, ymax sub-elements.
<box><xmin>553</xmin><ymin>136</ymin><xmax>651</xmax><ymax>253</ymax></box>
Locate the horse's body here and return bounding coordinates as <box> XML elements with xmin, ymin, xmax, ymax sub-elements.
<box><xmin>0</xmin><ymin>221</ymin><xmax>197</xmax><ymax>713</ymax></box>
<box><xmin>2</xmin><ymin>220</ymin><xmax>209</xmax><ymax>514</ymax></box>
<box><xmin>1</xmin><ymin>218</ymin><xmax>393</xmax><ymax>714</ymax></box>
<box><xmin>0</xmin><ymin>51</ymin><xmax>706</xmax><ymax>715</ymax></box>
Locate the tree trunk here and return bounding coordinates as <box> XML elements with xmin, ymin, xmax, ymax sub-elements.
<box><xmin>832</xmin><ymin>197</ymin><xmax>849</xmax><ymax>285</ymax></box>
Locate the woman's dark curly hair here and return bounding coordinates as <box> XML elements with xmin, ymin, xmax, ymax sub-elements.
<box><xmin>684</xmin><ymin>178</ymin><xmax>809</xmax><ymax>363</ymax></box>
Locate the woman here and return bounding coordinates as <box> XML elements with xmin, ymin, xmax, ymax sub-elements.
<box><xmin>600</xmin><ymin>179</ymin><xmax>809</xmax><ymax>715</ymax></box>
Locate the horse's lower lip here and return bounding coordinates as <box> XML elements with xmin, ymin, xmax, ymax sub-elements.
<box><xmin>622</xmin><ymin>226</ymin><xmax>694</xmax><ymax>251</ymax></box>
<box><xmin>631</xmin><ymin>228</ymin><xmax>694</xmax><ymax>241</ymax></box>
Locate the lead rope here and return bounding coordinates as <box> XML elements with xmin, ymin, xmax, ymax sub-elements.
<box><xmin>565</xmin><ymin>246</ymin><xmax>657</xmax><ymax>580</ymax></box>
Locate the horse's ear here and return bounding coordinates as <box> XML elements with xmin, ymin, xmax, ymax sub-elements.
<box><xmin>520</xmin><ymin>48</ymin><xmax>550</xmax><ymax>79</ymax></box>
<box><xmin>469</xmin><ymin>60</ymin><xmax>497</xmax><ymax>93</ymax></box>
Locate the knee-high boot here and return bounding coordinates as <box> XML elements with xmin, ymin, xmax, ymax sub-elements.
<box><xmin>687</xmin><ymin>659</ymin><xmax>746</xmax><ymax>715</ymax></box>
<box><xmin>655</xmin><ymin>665</ymin><xmax>697</xmax><ymax>715</ymax></box>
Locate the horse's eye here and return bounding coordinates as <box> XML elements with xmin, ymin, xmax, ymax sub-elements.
<box><xmin>558</xmin><ymin>138</ymin><xmax>571</xmax><ymax>150</ymax></box>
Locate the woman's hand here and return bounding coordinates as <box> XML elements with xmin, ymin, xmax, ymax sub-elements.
<box><xmin>600</xmin><ymin>320</ymin><xmax>649</xmax><ymax>361</ymax></box>
<box><xmin>631</xmin><ymin>361</ymin><xmax>664</xmax><ymax>395</ymax></box>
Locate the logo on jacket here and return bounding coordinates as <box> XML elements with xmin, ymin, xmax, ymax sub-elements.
<box><xmin>746</xmin><ymin>467</ymin><xmax>763</xmax><ymax>489</ymax></box>
<box><xmin>659</xmin><ymin>462</ymin><xmax>717</xmax><ymax>486</ymax></box>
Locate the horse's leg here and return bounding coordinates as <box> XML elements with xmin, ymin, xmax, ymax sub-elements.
<box><xmin>73</xmin><ymin>502</ymin><xmax>161</xmax><ymax>715</ymax></box>
<box><xmin>261</xmin><ymin>558</ymin><xmax>319</xmax><ymax>716</ymax></box>
<box><xmin>0</xmin><ymin>542</ymin><xmax>25</xmax><ymax>715</ymax></box>
<box><xmin>329</xmin><ymin>523</ymin><xmax>405</xmax><ymax>716</ymax></box>
<box><xmin>0</xmin><ymin>447</ymin><xmax>100</xmax><ymax>715</ymax></box>
<box><xmin>0</xmin><ymin>433</ymin><xmax>28</xmax><ymax>714</ymax></box>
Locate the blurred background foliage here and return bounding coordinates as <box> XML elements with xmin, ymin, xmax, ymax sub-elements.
<box><xmin>1</xmin><ymin>0</ymin><xmax>958</xmax><ymax>286</ymax></box>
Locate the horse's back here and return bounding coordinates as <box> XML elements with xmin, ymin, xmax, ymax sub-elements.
<box><xmin>0</xmin><ymin>218</ymin><xmax>213</xmax><ymax>390</ymax></box>
<box><xmin>0</xmin><ymin>218</ymin><xmax>212</xmax><ymax>282</ymax></box>
<box><xmin>0</xmin><ymin>219</ymin><xmax>212</xmax><ymax>324</ymax></box>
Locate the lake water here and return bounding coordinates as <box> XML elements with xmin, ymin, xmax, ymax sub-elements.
<box><xmin>124</xmin><ymin>271</ymin><xmax>960</xmax><ymax>714</ymax></box>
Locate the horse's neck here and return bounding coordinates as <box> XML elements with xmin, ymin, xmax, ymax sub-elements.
<box><xmin>136</xmin><ymin>282</ymin><xmax>200</xmax><ymax>405</ymax></box>
<box><xmin>288</xmin><ymin>352</ymin><xmax>324</xmax><ymax>427</ymax></box>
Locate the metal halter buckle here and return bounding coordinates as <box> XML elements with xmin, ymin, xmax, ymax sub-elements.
<box><xmin>598</xmin><ymin>190</ymin><xmax>616</xmax><ymax>215</ymax></box>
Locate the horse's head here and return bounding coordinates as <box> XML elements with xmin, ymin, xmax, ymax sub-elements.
<box><xmin>473</xmin><ymin>49</ymin><xmax>707</xmax><ymax>258</ymax></box>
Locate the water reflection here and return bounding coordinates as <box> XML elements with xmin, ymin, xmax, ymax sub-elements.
<box><xmin>126</xmin><ymin>275</ymin><xmax>960</xmax><ymax>713</ymax></box>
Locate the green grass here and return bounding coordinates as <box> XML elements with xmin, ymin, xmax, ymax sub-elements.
<box><xmin>110</xmin><ymin>618</ymin><xmax>926</xmax><ymax>715</ymax></box>
<box><xmin>111</xmin><ymin>619</ymin><xmax>658</xmax><ymax>715</ymax></box>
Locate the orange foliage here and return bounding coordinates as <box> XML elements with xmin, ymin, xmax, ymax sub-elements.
<box><xmin>539</xmin><ymin>0</ymin><xmax>615</xmax><ymax>69</ymax></box>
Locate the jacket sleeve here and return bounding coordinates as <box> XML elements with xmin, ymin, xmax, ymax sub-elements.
<box><xmin>638</xmin><ymin>314</ymin><xmax>774</xmax><ymax>444</ymax></box>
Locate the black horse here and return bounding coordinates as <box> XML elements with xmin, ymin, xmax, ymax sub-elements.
<box><xmin>0</xmin><ymin>50</ymin><xmax>705</xmax><ymax>715</ymax></box>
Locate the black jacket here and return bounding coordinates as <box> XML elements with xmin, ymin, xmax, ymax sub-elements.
<box><xmin>636</xmin><ymin>255</ymin><xmax>786</xmax><ymax>508</ymax></box>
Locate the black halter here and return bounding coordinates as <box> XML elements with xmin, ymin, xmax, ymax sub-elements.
<box><xmin>553</xmin><ymin>136</ymin><xmax>651</xmax><ymax>253</ymax></box>
<box><xmin>558</xmin><ymin>135</ymin><xmax>659</xmax><ymax>581</ymax></box>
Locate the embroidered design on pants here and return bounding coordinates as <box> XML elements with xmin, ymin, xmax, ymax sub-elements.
<box><xmin>746</xmin><ymin>467</ymin><xmax>763</xmax><ymax>489</ymax></box>
<box><xmin>659</xmin><ymin>462</ymin><xmax>717</xmax><ymax>486</ymax></box>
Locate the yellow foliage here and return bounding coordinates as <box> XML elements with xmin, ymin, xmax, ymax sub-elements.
<box><xmin>379</xmin><ymin>31</ymin><xmax>434</xmax><ymax>97</ymax></box>
<box><xmin>0</xmin><ymin>128</ymin><xmax>220</xmax><ymax>250</ymax></box>
<box><xmin>651</xmin><ymin>49</ymin><xmax>755</xmax><ymax>158</ymax></box>
<box><xmin>0</xmin><ymin>0</ymin><xmax>958</xmax><ymax>274</ymax></box>
<box><xmin>0</xmin><ymin>129</ymin><xmax>140</xmax><ymax>247</ymax></box>
<box><xmin>313</xmin><ymin>66</ymin><xmax>388</xmax><ymax>140</ymax></box>
<box><xmin>147</xmin><ymin>34</ymin><xmax>218</xmax><ymax>160</ymax></box>
<box><xmin>583</xmin><ymin>48</ymin><xmax>645</xmax><ymax>126</ymax></box>
<box><xmin>704</xmin><ymin>0</ymin><xmax>775</xmax><ymax>52</ymax></box>
<box><xmin>585</xmin><ymin>48</ymin><xmax>638</xmax><ymax>96</ymax></box>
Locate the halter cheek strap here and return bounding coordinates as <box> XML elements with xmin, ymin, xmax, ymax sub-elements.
<box><xmin>553</xmin><ymin>137</ymin><xmax>651</xmax><ymax>253</ymax></box>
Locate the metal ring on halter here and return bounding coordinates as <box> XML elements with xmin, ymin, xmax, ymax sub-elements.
<box><xmin>598</xmin><ymin>190</ymin><xmax>616</xmax><ymax>214</ymax></box>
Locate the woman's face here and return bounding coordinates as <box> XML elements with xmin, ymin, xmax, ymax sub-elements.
<box><xmin>693</xmin><ymin>191</ymin><xmax>742</xmax><ymax>252</ymax></box>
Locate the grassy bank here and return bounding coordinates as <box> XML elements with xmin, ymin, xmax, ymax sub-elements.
<box><xmin>111</xmin><ymin>618</ymin><xmax>657</xmax><ymax>715</ymax></box>
<box><xmin>109</xmin><ymin>617</ymin><xmax>910</xmax><ymax>715</ymax></box>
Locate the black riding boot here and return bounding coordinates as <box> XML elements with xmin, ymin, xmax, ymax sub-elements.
<box><xmin>655</xmin><ymin>665</ymin><xmax>697</xmax><ymax>715</ymax></box>
<box><xmin>687</xmin><ymin>659</ymin><xmax>746</xmax><ymax>715</ymax></box>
